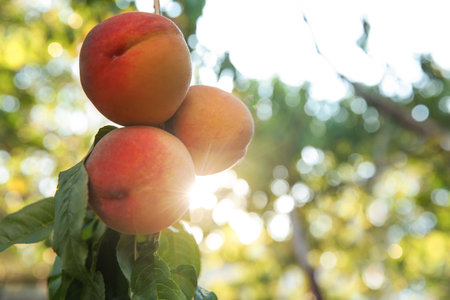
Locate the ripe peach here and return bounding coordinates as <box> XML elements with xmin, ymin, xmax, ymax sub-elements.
<box><xmin>171</xmin><ymin>85</ymin><xmax>254</xmax><ymax>176</ymax></box>
<box><xmin>85</xmin><ymin>126</ymin><xmax>195</xmax><ymax>234</ymax></box>
<box><xmin>79</xmin><ymin>12</ymin><xmax>192</xmax><ymax>126</ymax></box>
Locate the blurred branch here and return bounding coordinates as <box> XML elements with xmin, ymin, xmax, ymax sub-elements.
<box><xmin>301</xmin><ymin>11</ymin><xmax>448</xmax><ymax>139</ymax></box>
<box><xmin>349</xmin><ymin>82</ymin><xmax>443</xmax><ymax>138</ymax></box>
<box><xmin>290</xmin><ymin>211</ymin><xmax>324</xmax><ymax>300</ymax></box>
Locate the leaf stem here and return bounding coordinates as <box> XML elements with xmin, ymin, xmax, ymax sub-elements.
<box><xmin>154</xmin><ymin>0</ymin><xmax>161</xmax><ymax>15</ymax></box>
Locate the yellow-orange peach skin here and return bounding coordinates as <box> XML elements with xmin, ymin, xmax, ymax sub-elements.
<box><xmin>172</xmin><ymin>85</ymin><xmax>254</xmax><ymax>176</ymax></box>
<box><xmin>79</xmin><ymin>12</ymin><xmax>191</xmax><ymax>126</ymax></box>
<box><xmin>85</xmin><ymin>126</ymin><xmax>195</xmax><ymax>234</ymax></box>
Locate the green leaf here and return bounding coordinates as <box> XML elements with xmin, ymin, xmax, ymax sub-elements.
<box><xmin>0</xmin><ymin>197</ymin><xmax>54</xmax><ymax>252</ymax></box>
<box><xmin>131</xmin><ymin>254</ymin><xmax>185</xmax><ymax>300</ymax></box>
<box><xmin>47</xmin><ymin>256</ymin><xmax>61</xmax><ymax>294</ymax></box>
<box><xmin>48</xmin><ymin>256</ymin><xmax>64</xmax><ymax>300</ymax></box>
<box><xmin>52</xmin><ymin>161</ymin><xmax>103</xmax><ymax>297</ymax></box>
<box><xmin>117</xmin><ymin>233</ymin><xmax>161</xmax><ymax>284</ymax></box>
<box><xmin>49</xmin><ymin>240</ymin><xmax>108</xmax><ymax>300</ymax></box>
<box><xmin>88</xmin><ymin>220</ymin><xmax>107</xmax><ymax>272</ymax></box>
<box><xmin>151</xmin><ymin>280</ymin><xmax>186</xmax><ymax>300</ymax></box>
<box><xmin>131</xmin><ymin>253</ymin><xmax>168</xmax><ymax>289</ymax></box>
<box><xmin>116</xmin><ymin>234</ymin><xmax>135</xmax><ymax>282</ymax></box>
<box><xmin>51</xmin><ymin>272</ymin><xmax>74</xmax><ymax>300</ymax></box>
<box><xmin>194</xmin><ymin>286</ymin><xmax>218</xmax><ymax>300</ymax></box>
<box><xmin>92</xmin><ymin>125</ymin><xmax>117</xmax><ymax>149</ymax></box>
<box><xmin>52</xmin><ymin>161</ymin><xmax>88</xmax><ymax>255</ymax></box>
<box><xmin>80</xmin><ymin>271</ymin><xmax>105</xmax><ymax>300</ymax></box>
<box><xmin>62</xmin><ymin>272</ymin><xmax>105</xmax><ymax>300</ymax></box>
<box><xmin>133</xmin><ymin>280</ymin><xmax>185</xmax><ymax>300</ymax></box>
<box><xmin>47</xmin><ymin>258</ymin><xmax>76</xmax><ymax>300</ymax></box>
<box><xmin>159</xmin><ymin>223</ymin><xmax>201</xmax><ymax>276</ymax></box>
<box><xmin>96</xmin><ymin>229</ymin><xmax>130</xmax><ymax>300</ymax></box>
<box><xmin>171</xmin><ymin>265</ymin><xmax>197</xmax><ymax>300</ymax></box>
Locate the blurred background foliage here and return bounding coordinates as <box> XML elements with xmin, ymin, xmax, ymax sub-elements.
<box><xmin>0</xmin><ymin>0</ymin><xmax>449</xmax><ymax>299</ymax></box>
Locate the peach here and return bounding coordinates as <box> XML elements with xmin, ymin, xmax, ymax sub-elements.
<box><xmin>85</xmin><ymin>126</ymin><xmax>195</xmax><ymax>234</ymax></box>
<box><xmin>79</xmin><ymin>12</ymin><xmax>192</xmax><ymax>126</ymax></box>
<box><xmin>171</xmin><ymin>85</ymin><xmax>254</xmax><ymax>176</ymax></box>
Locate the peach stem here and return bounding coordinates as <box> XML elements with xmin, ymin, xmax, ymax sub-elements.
<box><xmin>154</xmin><ymin>0</ymin><xmax>161</xmax><ymax>15</ymax></box>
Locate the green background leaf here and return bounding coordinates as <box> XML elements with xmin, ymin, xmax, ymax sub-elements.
<box><xmin>0</xmin><ymin>197</ymin><xmax>54</xmax><ymax>252</ymax></box>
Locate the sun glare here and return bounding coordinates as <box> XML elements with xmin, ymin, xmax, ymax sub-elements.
<box><xmin>188</xmin><ymin>171</ymin><xmax>264</xmax><ymax>246</ymax></box>
<box><xmin>188</xmin><ymin>170</ymin><xmax>237</xmax><ymax>209</ymax></box>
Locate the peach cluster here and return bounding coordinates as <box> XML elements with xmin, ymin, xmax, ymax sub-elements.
<box><xmin>80</xmin><ymin>12</ymin><xmax>254</xmax><ymax>234</ymax></box>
